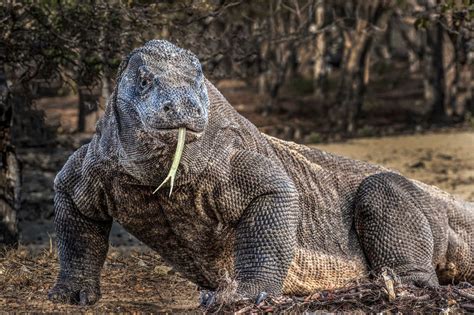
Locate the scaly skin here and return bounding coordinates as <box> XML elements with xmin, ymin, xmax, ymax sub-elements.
<box><xmin>48</xmin><ymin>40</ymin><xmax>473</xmax><ymax>306</ymax></box>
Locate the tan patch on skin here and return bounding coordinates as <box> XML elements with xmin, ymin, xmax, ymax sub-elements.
<box><xmin>215</xmin><ymin>233</ymin><xmax>236</xmax><ymax>277</ymax></box>
<box><xmin>282</xmin><ymin>247</ymin><xmax>368</xmax><ymax>295</ymax></box>
<box><xmin>265</xmin><ymin>135</ymin><xmax>323</xmax><ymax>172</ymax></box>
<box><xmin>437</xmin><ymin>229</ymin><xmax>473</xmax><ymax>283</ymax></box>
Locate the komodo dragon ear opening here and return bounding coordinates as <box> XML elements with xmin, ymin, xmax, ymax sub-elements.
<box><xmin>99</xmin><ymin>56</ymin><xmax>130</xmax><ymax>112</ymax></box>
<box><xmin>153</xmin><ymin>127</ymin><xmax>186</xmax><ymax>197</ymax></box>
<box><xmin>104</xmin><ymin>53</ymin><xmax>134</xmax><ymax>133</ymax></box>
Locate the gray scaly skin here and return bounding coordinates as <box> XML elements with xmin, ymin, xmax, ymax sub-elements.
<box><xmin>48</xmin><ymin>40</ymin><xmax>474</xmax><ymax>306</ymax></box>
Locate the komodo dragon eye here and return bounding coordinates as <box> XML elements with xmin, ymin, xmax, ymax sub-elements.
<box><xmin>137</xmin><ymin>67</ymin><xmax>153</xmax><ymax>93</ymax></box>
<box><xmin>140</xmin><ymin>78</ymin><xmax>149</xmax><ymax>88</ymax></box>
<box><xmin>138</xmin><ymin>77</ymin><xmax>152</xmax><ymax>93</ymax></box>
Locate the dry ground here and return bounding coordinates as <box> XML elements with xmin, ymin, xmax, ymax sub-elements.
<box><xmin>2</xmin><ymin>131</ymin><xmax>473</xmax><ymax>312</ymax></box>
<box><xmin>2</xmin><ymin>247</ymin><xmax>474</xmax><ymax>313</ymax></box>
<box><xmin>0</xmin><ymin>248</ymin><xmax>199</xmax><ymax>312</ymax></box>
<box><xmin>317</xmin><ymin>131</ymin><xmax>474</xmax><ymax>201</ymax></box>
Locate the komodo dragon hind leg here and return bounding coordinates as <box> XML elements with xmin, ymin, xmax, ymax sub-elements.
<box><xmin>354</xmin><ymin>172</ymin><xmax>440</xmax><ymax>287</ymax></box>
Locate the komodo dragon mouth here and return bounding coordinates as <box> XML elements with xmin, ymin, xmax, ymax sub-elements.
<box><xmin>153</xmin><ymin>127</ymin><xmax>186</xmax><ymax>196</ymax></box>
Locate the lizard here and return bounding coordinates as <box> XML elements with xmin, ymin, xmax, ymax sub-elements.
<box><xmin>48</xmin><ymin>40</ymin><xmax>474</xmax><ymax>306</ymax></box>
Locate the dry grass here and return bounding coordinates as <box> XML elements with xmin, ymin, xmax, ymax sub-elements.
<box><xmin>0</xmin><ymin>246</ymin><xmax>199</xmax><ymax>312</ymax></box>
<box><xmin>206</xmin><ymin>278</ymin><xmax>474</xmax><ymax>314</ymax></box>
<box><xmin>1</xmin><ymin>247</ymin><xmax>474</xmax><ymax>313</ymax></box>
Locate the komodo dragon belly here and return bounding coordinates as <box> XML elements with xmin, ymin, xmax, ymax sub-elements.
<box><xmin>283</xmin><ymin>248</ymin><xmax>368</xmax><ymax>294</ymax></box>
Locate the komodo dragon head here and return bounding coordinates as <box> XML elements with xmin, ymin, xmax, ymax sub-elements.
<box><xmin>107</xmin><ymin>40</ymin><xmax>210</xmax><ymax>189</ymax></box>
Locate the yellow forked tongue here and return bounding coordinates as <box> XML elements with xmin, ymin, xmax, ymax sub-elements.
<box><xmin>153</xmin><ymin>127</ymin><xmax>186</xmax><ymax>197</ymax></box>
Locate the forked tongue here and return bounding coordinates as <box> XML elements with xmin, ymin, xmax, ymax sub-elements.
<box><xmin>153</xmin><ymin>127</ymin><xmax>186</xmax><ymax>196</ymax></box>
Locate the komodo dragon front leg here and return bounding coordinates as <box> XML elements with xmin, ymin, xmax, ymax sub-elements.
<box><xmin>48</xmin><ymin>191</ymin><xmax>112</xmax><ymax>305</ymax></box>
<box><xmin>206</xmin><ymin>150</ymin><xmax>299</xmax><ymax>304</ymax></box>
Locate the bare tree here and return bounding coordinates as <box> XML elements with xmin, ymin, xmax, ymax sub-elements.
<box><xmin>334</xmin><ymin>0</ymin><xmax>392</xmax><ymax>133</ymax></box>
<box><xmin>440</xmin><ymin>1</ymin><xmax>473</xmax><ymax>119</ymax></box>
<box><xmin>312</xmin><ymin>0</ymin><xmax>328</xmax><ymax>97</ymax></box>
<box><xmin>398</xmin><ymin>0</ymin><xmax>473</xmax><ymax>123</ymax></box>
<box><xmin>0</xmin><ymin>43</ymin><xmax>19</xmax><ymax>249</ymax></box>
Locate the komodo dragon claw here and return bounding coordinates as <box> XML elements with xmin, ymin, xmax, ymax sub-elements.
<box><xmin>255</xmin><ymin>292</ymin><xmax>268</xmax><ymax>305</ymax></box>
<box><xmin>153</xmin><ymin>127</ymin><xmax>186</xmax><ymax>196</ymax></box>
<box><xmin>199</xmin><ymin>291</ymin><xmax>216</xmax><ymax>308</ymax></box>
<box><xmin>199</xmin><ymin>290</ymin><xmax>268</xmax><ymax>307</ymax></box>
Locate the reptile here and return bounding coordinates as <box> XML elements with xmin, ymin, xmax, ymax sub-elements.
<box><xmin>48</xmin><ymin>40</ymin><xmax>474</xmax><ymax>306</ymax></box>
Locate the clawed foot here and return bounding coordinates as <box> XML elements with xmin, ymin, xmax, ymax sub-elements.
<box><xmin>199</xmin><ymin>290</ymin><xmax>268</xmax><ymax>308</ymax></box>
<box><xmin>48</xmin><ymin>280</ymin><xmax>101</xmax><ymax>306</ymax></box>
<box><xmin>199</xmin><ymin>290</ymin><xmax>216</xmax><ymax>308</ymax></box>
<box><xmin>255</xmin><ymin>291</ymin><xmax>268</xmax><ymax>305</ymax></box>
<box><xmin>400</xmin><ymin>273</ymin><xmax>439</xmax><ymax>288</ymax></box>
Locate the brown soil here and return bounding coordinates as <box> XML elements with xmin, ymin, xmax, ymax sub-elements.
<box><xmin>316</xmin><ymin>132</ymin><xmax>474</xmax><ymax>201</ymax></box>
<box><xmin>0</xmin><ymin>248</ymin><xmax>198</xmax><ymax>312</ymax></box>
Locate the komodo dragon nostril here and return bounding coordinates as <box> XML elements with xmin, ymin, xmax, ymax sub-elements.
<box><xmin>162</xmin><ymin>101</ymin><xmax>171</xmax><ymax>113</ymax></box>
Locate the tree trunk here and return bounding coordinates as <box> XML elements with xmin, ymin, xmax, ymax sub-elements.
<box><xmin>402</xmin><ymin>23</ymin><xmax>422</xmax><ymax>73</ymax></box>
<box><xmin>0</xmin><ymin>49</ymin><xmax>20</xmax><ymax>249</ymax></box>
<box><xmin>451</xmin><ymin>56</ymin><xmax>473</xmax><ymax>118</ymax></box>
<box><xmin>100</xmin><ymin>76</ymin><xmax>110</xmax><ymax>109</ymax></box>
<box><xmin>425</xmin><ymin>22</ymin><xmax>445</xmax><ymax>122</ymax></box>
<box><xmin>335</xmin><ymin>1</ymin><xmax>390</xmax><ymax>133</ymax></box>
<box><xmin>77</xmin><ymin>86</ymin><xmax>99</xmax><ymax>133</ymax></box>
<box><xmin>261</xmin><ymin>0</ymin><xmax>293</xmax><ymax>115</ymax></box>
<box><xmin>313</xmin><ymin>0</ymin><xmax>327</xmax><ymax>97</ymax></box>
<box><xmin>443</xmin><ymin>8</ymin><xmax>472</xmax><ymax>118</ymax></box>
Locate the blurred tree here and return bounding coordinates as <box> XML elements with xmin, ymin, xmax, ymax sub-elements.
<box><xmin>334</xmin><ymin>0</ymin><xmax>393</xmax><ymax>133</ymax></box>
<box><xmin>312</xmin><ymin>0</ymin><xmax>329</xmax><ymax>98</ymax></box>
<box><xmin>435</xmin><ymin>0</ymin><xmax>472</xmax><ymax>120</ymax></box>
<box><xmin>0</xmin><ymin>42</ymin><xmax>20</xmax><ymax>249</ymax></box>
<box><xmin>397</xmin><ymin>0</ymin><xmax>473</xmax><ymax>123</ymax></box>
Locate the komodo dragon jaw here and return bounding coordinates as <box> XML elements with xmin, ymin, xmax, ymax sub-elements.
<box><xmin>153</xmin><ymin>127</ymin><xmax>186</xmax><ymax>196</ymax></box>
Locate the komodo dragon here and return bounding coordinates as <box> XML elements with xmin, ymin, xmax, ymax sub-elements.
<box><xmin>48</xmin><ymin>40</ymin><xmax>473</xmax><ymax>306</ymax></box>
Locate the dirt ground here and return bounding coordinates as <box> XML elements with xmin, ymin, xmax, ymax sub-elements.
<box><xmin>317</xmin><ymin>131</ymin><xmax>474</xmax><ymax>202</ymax></box>
<box><xmin>2</xmin><ymin>86</ymin><xmax>473</xmax><ymax>312</ymax></box>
